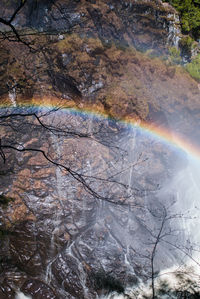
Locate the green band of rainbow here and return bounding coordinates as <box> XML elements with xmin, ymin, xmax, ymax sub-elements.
<box><xmin>1</xmin><ymin>97</ymin><xmax>200</xmax><ymax>161</ymax></box>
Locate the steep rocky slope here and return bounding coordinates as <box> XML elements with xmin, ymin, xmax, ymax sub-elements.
<box><xmin>0</xmin><ymin>0</ymin><xmax>200</xmax><ymax>298</ymax></box>
<box><xmin>0</xmin><ymin>0</ymin><xmax>180</xmax><ymax>51</ymax></box>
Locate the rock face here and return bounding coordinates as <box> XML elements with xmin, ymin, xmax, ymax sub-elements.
<box><xmin>0</xmin><ymin>0</ymin><xmax>200</xmax><ymax>298</ymax></box>
<box><xmin>0</xmin><ymin>109</ymin><xmax>188</xmax><ymax>298</ymax></box>
<box><xmin>0</xmin><ymin>0</ymin><xmax>180</xmax><ymax>52</ymax></box>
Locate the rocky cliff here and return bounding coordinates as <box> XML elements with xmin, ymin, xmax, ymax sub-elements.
<box><xmin>0</xmin><ymin>0</ymin><xmax>200</xmax><ymax>298</ymax></box>
<box><xmin>0</xmin><ymin>0</ymin><xmax>180</xmax><ymax>51</ymax></box>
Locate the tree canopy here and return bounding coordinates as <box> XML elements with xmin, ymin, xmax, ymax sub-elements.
<box><xmin>165</xmin><ymin>0</ymin><xmax>200</xmax><ymax>39</ymax></box>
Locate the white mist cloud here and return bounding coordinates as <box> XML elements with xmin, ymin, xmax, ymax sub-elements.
<box><xmin>15</xmin><ymin>291</ymin><xmax>32</xmax><ymax>299</ymax></box>
<box><xmin>100</xmin><ymin>293</ymin><xmax>128</xmax><ymax>299</ymax></box>
<box><xmin>100</xmin><ymin>155</ymin><xmax>200</xmax><ymax>299</ymax></box>
<box><xmin>160</xmin><ymin>157</ymin><xmax>200</xmax><ymax>251</ymax></box>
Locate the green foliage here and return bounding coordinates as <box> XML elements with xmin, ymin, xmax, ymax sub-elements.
<box><xmin>179</xmin><ymin>36</ymin><xmax>194</xmax><ymax>50</ymax></box>
<box><xmin>168</xmin><ymin>46</ymin><xmax>182</xmax><ymax>64</ymax></box>
<box><xmin>179</xmin><ymin>35</ymin><xmax>196</xmax><ymax>57</ymax></box>
<box><xmin>185</xmin><ymin>53</ymin><xmax>200</xmax><ymax>81</ymax></box>
<box><xmin>165</xmin><ymin>0</ymin><xmax>200</xmax><ymax>39</ymax></box>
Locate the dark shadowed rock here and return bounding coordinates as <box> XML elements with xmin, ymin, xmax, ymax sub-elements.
<box><xmin>49</xmin><ymin>71</ymin><xmax>82</xmax><ymax>98</ymax></box>
<box><xmin>0</xmin><ymin>281</ymin><xmax>16</xmax><ymax>299</ymax></box>
<box><xmin>52</xmin><ymin>254</ymin><xmax>86</xmax><ymax>298</ymax></box>
<box><xmin>21</xmin><ymin>279</ymin><xmax>59</xmax><ymax>299</ymax></box>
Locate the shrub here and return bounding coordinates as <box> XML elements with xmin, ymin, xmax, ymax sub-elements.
<box><xmin>164</xmin><ymin>0</ymin><xmax>200</xmax><ymax>39</ymax></box>
<box><xmin>168</xmin><ymin>46</ymin><xmax>182</xmax><ymax>64</ymax></box>
<box><xmin>185</xmin><ymin>53</ymin><xmax>200</xmax><ymax>81</ymax></box>
<box><xmin>179</xmin><ymin>35</ymin><xmax>195</xmax><ymax>58</ymax></box>
<box><xmin>179</xmin><ymin>36</ymin><xmax>194</xmax><ymax>51</ymax></box>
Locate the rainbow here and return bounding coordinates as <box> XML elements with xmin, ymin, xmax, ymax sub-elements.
<box><xmin>1</xmin><ymin>97</ymin><xmax>200</xmax><ymax>162</ymax></box>
<box><xmin>75</xmin><ymin>110</ymin><xmax>200</xmax><ymax>161</ymax></box>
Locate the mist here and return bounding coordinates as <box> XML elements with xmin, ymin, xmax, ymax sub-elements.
<box><xmin>99</xmin><ymin>151</ymin><xmax>200</xmax><ymax>298</ymax></box>
<box><xmin>15</xmin><ymin>292</ymin><xmax>32</xmax><ymax>299</ymax></box>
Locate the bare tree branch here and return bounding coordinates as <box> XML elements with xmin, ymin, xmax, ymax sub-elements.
<box><xmin>0</xmin><ymin>0</ymin><xmax>36</xmax><ymax>50</ymax></box>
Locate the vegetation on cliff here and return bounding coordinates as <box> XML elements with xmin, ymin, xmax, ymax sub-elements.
<box><xmin>185</xmin><ymin>53</ymin><xmax>200</xmax><ymax>81</ymax></box>
<box><xmin>165</xmin><ymin>0</ymin><xmax>200</xmax><ymax>39</ymax></box>
<box><xmin>0</xmin><ymin>1</ymin><xmax>200</xmax><ymax>298</ymax></box>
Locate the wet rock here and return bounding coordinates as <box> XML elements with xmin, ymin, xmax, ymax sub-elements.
<box><xmin>0</xmin><ymin>1</ymin><xmax>199</xmax><ymax>298</ymax></box>
<box><xmin>0</xmin><ymin>105</ymin><xmax>198</xmax><ymax>298</ymax></box>
<box><xmin>0</xmin><ymin>281</ymin><xmax>15</xmax><ymax>299</ymax></box>
<box><xmin>88</xmin><ymin>80</ymin><xmax>104</xmax><ymax>94</ymax></box>
<box><xmin>8</xmin><ymin>221</ymin><xmax>44</xmax><ymax>276</ymax></box>
<box><xmin>21</xmin><ymin>279</ymin><xmax>59</xmax><ymax>299</ymax></box>
<box><xmin>48</xmin><ymin>71</ymin><xmax>82</xmax><ymax>99</ymax></box>
<box><xmin>0</xmin><ymin>47</ymin><xmax>9</xmax><ymax>97</ymax></box>
<box><xmin>92</xmin><ymin>270</ymin><xmax>125</xmax><ymax>294</ymax></box>
<box><xmin>52</xmin><ymin>254</ymin><xmax>85</xmax><ymax>298</ymax></box>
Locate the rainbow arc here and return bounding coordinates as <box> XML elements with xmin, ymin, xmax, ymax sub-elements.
<box><xmin>1</xmin><ymin>99</ymin><xmax>200</xmax><ymax>161</ymax></box>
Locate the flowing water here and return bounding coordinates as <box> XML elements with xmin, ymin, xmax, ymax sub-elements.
<box><xmin>15</xmin><ymin>292</ymin><xmax>32</xmax><ymax>299</ymax></box>
<box><xmin>1</xmin><ymin>107</ymin><xmax>200</xmax><ymax>298</ymax></box>
<box><xmin>99</xmin><ymin>154</ymin><xmax>200</xmax><ymax>298</ymax></box>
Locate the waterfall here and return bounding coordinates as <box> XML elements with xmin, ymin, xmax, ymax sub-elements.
<box><xmin>100</xmin><ymin>294</ymin><xmax>128</xmax><ymax>299</ymax></box>
<box><xmin>15</xmin><ymin>292</ymin><xmax>32</xmax><ymax>299</ymax></box>
<box><xmin>45</xmin><ymin>257</ymin><xmax>54</xmax><ymax>284</ymax></box>
<box><xmin>160</xmin><ymin>157</ymin><xmax>200</xmax><ymax>254</ymax></box>
<box><xmin>88</xmin><ymin>114</ymin><xmax>94</xmax><ymax>136</ymax></box>
<box><xmin>8</xmin><ymin>86</ymin><xmax>17</xmax><ymax>107</ymax></box>
<box><xmin>166</xmin><ymin>13</ymin><xmax>181</xmax><ymax>47</ymax></box>
<box><xmin>45</xmin><ymin>132</ymin><xmax>66</xmax><ymax>284</ymax></box>
<box><xmin>127</xmin><ymin>136</ymin><xmax>136</xmax><ymax>194</ymax></box>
